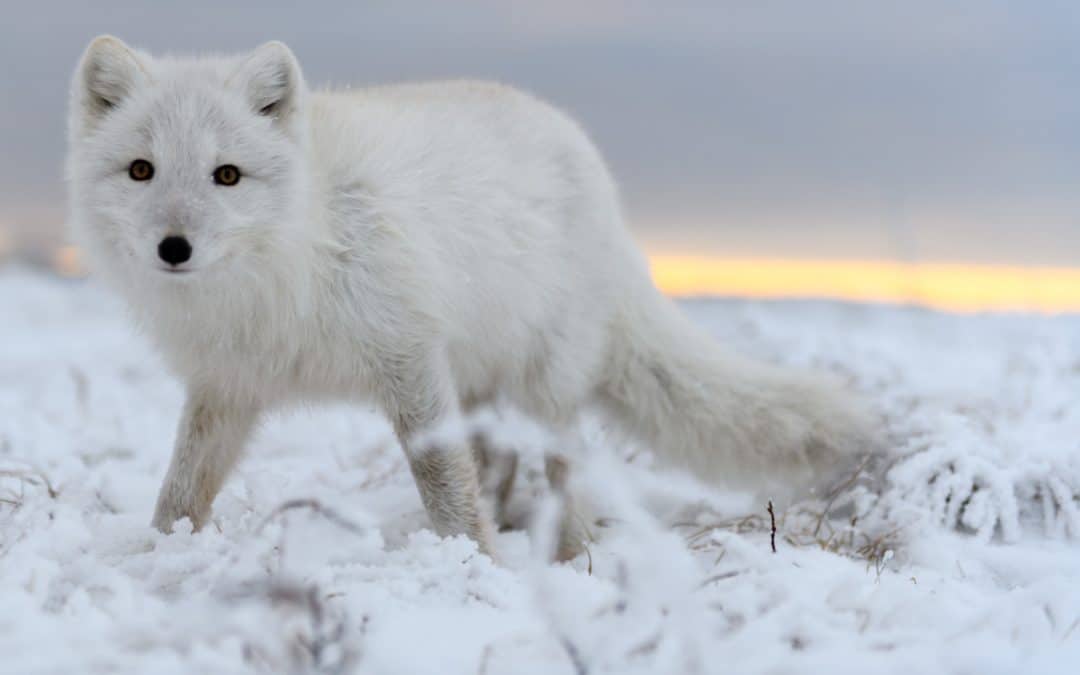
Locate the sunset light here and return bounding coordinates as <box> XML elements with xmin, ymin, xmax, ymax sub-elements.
<box><xmin>649</xmin><ymin>255</ymin><xmax>1080</xmax><ymax>313</ymax></box>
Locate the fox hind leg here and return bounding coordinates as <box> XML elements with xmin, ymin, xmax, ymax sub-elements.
<box><xmin>473</xmin><ymin>432</ymin><xmax>519</xmax><ymax>529</ymax></box>
<box><xmin>544</xmin><ymin>454</ymin><xmax>590</xmax><ymax>562</ymax></box>
<box><xmin>404</xmin><ymin>441</ymin><xmax>496</xmax><ymax>556</ymax></box>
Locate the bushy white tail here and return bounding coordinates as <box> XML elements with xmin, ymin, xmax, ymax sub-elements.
<box><xmin>598</xmin><ymin>291</ymin><xmax>873</xmax><ymax>500</ymax></box>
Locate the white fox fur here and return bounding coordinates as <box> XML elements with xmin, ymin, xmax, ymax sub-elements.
<box><xmin>66</xmin><ymin>37</ymin><xmax>872</xmax><ymax>557</ymax></box>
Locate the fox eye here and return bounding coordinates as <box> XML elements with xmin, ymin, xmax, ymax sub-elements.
<box><xmin>212</xmin><ymin>164</ymin><xmax>241</xmax><ymax>186</ymax></box>
<box><xmin>128</xmin><ymin>159</ymin><xmax>154</xmax><ymax>181</ymax></box>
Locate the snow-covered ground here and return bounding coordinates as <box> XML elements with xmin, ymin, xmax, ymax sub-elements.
<box><xmin>2</xmin><ymin>268</ymin><xmax>1080</xmax><ymax>674</ymax></box>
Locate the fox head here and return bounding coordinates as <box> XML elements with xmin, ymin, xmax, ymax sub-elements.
<box><xmin>67</xmin><ymin>37</ymin><xmax>309</xmax><ymax>290</ymax></box>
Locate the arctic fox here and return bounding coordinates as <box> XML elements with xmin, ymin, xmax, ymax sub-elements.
<box><xmin>67</xmin><ymin>37</ymin><xmax>871</xmax><ymax>558</ymax></box>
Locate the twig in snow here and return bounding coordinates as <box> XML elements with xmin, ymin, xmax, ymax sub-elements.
<box><xmin>0</xmin><ymin>468</ymin><xmax>58</xmax><ymax>499</ymax></box>
<box><xmin>1061</xmin><ymin>617</ymin><xmax>1080</xmax><ymax>643</ymax></box>
<box><xmin>230</xmin><ymin>581</ymin><xmax>361</xmax><ymax>675</ymax></box>
<box><xmin>813</xmin><ymin>452</ymin><xmax>873</xmax><ymax>538</ymax></box>
<box><xmin>767</xmin><ymin>501</ymin><xmax>777</xmax><ymax>553</ymax></box>
<box><xmin>257</xmin><ymin>498</ymin><xmax>366</xmax><ymax>535</ymax></box>
<box><xmin>558</xmin><ymin>634</ymin><xmax>589</xmax><ymax>675</ymax></box>
<box><xmin>698</xmin><ymin>570</ymin><xmax>744</xmax><ymax>588</ymax></box>
<box><xmin>624</xmin><ymin>631</ymin><xmax>663</xmax><ymax>659</ymax></box>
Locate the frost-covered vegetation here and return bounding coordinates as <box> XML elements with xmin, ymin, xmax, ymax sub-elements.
<box><xmin>2</xmin><ymin>270</ymin><xmax>1079</xmax><ymax>674</ymax></box>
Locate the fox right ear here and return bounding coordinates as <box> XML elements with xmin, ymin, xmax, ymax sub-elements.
<box><xmin>71</xmin><ymin>36</ymin><xmax>147</xmax><ymax>136</ymax></box>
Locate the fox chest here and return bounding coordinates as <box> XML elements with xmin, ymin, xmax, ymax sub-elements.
<box><xmin>160</xmin><ymin>321</ymin><xmax>378</xmax><ymax>404</ymax></box>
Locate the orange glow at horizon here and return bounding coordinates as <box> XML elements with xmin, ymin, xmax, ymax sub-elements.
<box><xmin>52</xmin><ymin>246</ymin><xmax>86</xmax><ymax>278</ymax></box>
<box><xmin>649</xmin><ymin>255</ymin><xmax>1080</xmax><ymax>313</ymax></box>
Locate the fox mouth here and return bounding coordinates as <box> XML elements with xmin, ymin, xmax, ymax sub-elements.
<box><xmin>157</xmin><ymin>266</ymin><xmax>194</xmax><ymax>276</ymax></box>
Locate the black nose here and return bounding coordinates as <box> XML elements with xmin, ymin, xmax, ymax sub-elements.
<box><xmin>158</xmin><ymin>236</ymin><xmax>192</xmax><ymax>265</ymax></box>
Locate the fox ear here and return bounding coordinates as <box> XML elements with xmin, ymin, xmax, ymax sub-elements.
<box><xmin>230</xmin><ymin>41</ymin><xmax>305</xmax><ymax>132</ymax></box>
<box><xmin>71</xmin><ymin>36</ymin><xmax>148</xmax><ymax>136</ymax></box>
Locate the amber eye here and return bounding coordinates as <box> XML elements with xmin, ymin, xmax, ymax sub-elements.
<box><xmin>128</xmin><ymin>159</ymin><xmax>154</xmax><ymax>181</ymax></box>
<box><xmin>212</xmin><ymin>164</ymin><xmax>241</xmax><ymax>186</ymax></box>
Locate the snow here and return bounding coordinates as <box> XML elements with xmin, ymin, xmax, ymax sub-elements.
<box><xmin>2</xmin><ymin>268</ymin><xmax>1080</xmax><ymax>674</ymax></box>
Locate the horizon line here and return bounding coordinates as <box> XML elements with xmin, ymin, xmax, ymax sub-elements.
<box><xmin>5</xmin><ymin>245</ymin><xmax>1080</xmax><ymax>314</ymax></box>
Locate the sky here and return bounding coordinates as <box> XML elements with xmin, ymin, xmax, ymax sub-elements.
<box><xmin>3</xmin><ymin>1</ymin><xmax>1080</xmax><ymax>270</ymax></box>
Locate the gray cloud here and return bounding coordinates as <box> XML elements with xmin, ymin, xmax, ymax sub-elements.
<box><xmin>4</xmin><ymin>1</ymin><xmax>1080</xmax><ymax>264</ymax></box>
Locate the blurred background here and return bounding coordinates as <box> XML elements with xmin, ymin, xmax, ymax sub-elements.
<box><xmin>3</xmin><ymin>1</ymin><xmax>1080</xmax><ymax>311</ymax></box>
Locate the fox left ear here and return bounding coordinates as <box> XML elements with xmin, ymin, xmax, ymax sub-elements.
<box><xmin>230</xmin><ymin>41</ymin><xmax>306</xmax><ymax>134</ymax></box>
